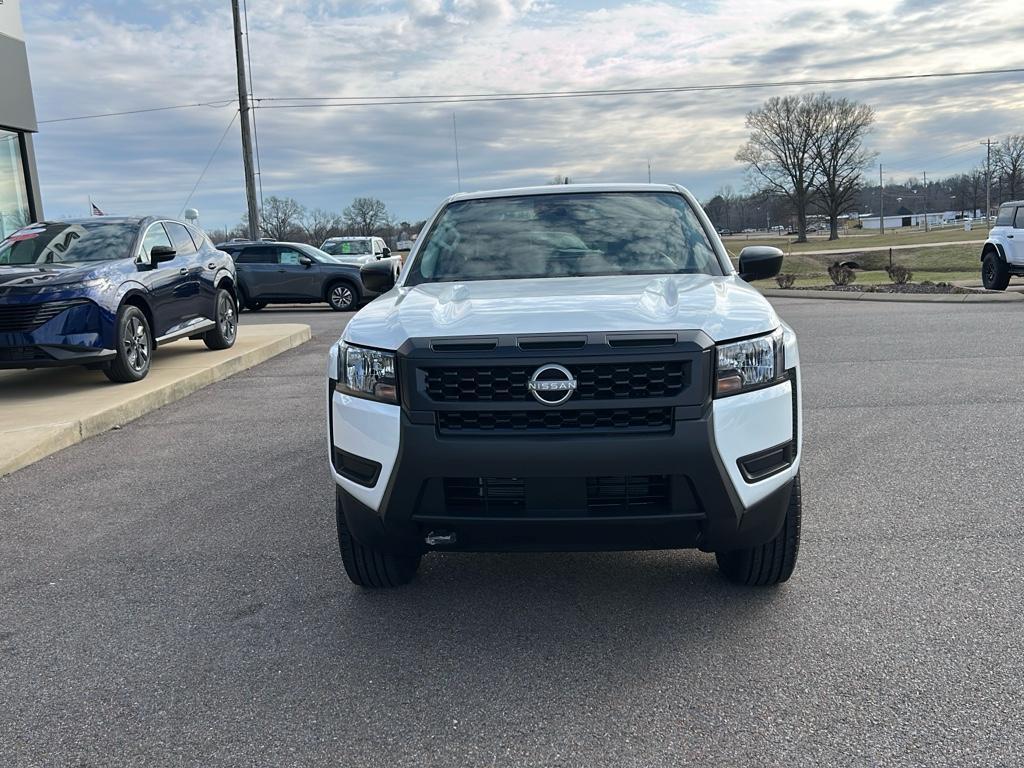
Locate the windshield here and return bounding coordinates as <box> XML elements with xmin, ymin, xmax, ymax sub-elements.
<box><xmin>0</xmin><ymin>221</ymin><xmax>138</xmax><ymax>266</ymax></box>
<box><xmin>301</xmin><ymin>245</ymin><xmax>346</xmax><ymax>264</ymax></box>
<box><xmin>407</xmin><ymin>192</ymin><xmax>723</xmax><ymax>285</ymax></box>
<box><xmin>322</xmin><ymin>239</ymin><xmax>372</xmax><ymax>256</ymax></box>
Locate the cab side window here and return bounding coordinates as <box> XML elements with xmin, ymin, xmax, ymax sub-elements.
<box><xmin>996</xmin><ymin>206</ymin><xmax>1015</xmax><ymax>227</ymax></box>
<box><xmin>1014</xmin><ymin>207</ymin><xmax>1024</xmax><ymax>229</ymax></box>
<box><xmin>164</xmin><ymin>222</ymin><xmax>198</xmax><ymax>256</ymax></box>
<box><xmin>138</xmin><ymin>223</ymin><xmax>173</xmax><ymax>264</ymax></box>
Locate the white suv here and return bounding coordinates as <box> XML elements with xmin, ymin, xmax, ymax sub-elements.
<box><xmin>327</xmin><ymin>184</ymin><xmax>802</xmax><ymax>588</ymax></box>
<box><xmin>981</xmin><ymin>202</ymin><xmax>1024</xmax><ymax>290</ymax></box>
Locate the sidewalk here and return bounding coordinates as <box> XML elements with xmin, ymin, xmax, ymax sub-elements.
<box><xmin>0</xmin><ymin>323</ymin><xmax>310</xmax><ymax>477</ymax></box>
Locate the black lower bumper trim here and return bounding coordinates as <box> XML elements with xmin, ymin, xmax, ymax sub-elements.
<box><xmin>0</xmin><ymin>345</ymin><xmax>115</xmax><ymax>369</ymax></box>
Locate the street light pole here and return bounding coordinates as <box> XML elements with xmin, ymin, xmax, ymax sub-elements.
<box><xmin>231</xmin><ymin>0</ymin><xmax>260</xmax><ymax>240</ymax></box>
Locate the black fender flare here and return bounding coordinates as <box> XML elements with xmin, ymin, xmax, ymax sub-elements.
<box><xmin>982</xmin><ymin>242</ymin><xmax>1006</xmax><ymax>262</ymax></box>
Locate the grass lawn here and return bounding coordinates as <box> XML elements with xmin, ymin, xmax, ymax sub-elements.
<box><xmin>722</xmin><ymin>225</ymin><xmax>989</xmax><ymax>254</ymax></box>
<box><xmin>732</xmin><ymin>242</ymin><xmax>982</xmax><ymax>282</ymax></box>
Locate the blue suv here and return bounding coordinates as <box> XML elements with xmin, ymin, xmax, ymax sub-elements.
<box><xmin>0</xmin><ymin>216</ymin><xmax>239</xmax><ymax>382</ymax></box>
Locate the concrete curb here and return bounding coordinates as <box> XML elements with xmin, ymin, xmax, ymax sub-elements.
<box><xmin>0</xmin><ymin>324</ymin><xmax>311</xmax><ymax>478</ymax></box>
<box><xmin>760</xmin><ymin>288</ymin><xmax>1024</xmax><ymax>303</ymax></box>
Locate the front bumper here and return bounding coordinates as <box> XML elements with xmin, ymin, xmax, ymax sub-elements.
<box><xmin>329</xmin><ymin>373</ymin><xmax>801</xmax><ymax>555</ymax></box>
<box><xmin>0</xmin><ymin>298</ymin><xmax>115</xmax><ymax>369</ymax></box>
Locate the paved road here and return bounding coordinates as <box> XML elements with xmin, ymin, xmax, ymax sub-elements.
<box><xmin>1</xmin><ymin>300</ymin><xmax>1022</xmax><ymax>767</ymax></box>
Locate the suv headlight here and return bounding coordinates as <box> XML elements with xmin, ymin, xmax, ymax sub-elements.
<box><xmin>715</xmin><ymin>328</ymin><xmax>786</xmax><ymax>397</ymax></box>
<box><xmin>337</xmin><ymin>341</ymin><xmax>398</xmax><ymax>404</ymax></box>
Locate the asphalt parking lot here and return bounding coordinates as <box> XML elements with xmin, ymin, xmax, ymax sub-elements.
<box><xmin>1</xmin><ymin>299</ymin><xmax>1022</xmax><ymax>767</ymax></box>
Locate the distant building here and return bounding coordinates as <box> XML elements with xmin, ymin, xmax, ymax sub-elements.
<box><xmin>858</xmin><ymin>212</ymin><xmax>945</xmax><ymax>230</ymax></box>
<box><xmin>0</xmin><ymin>0</ymin><xmax>42</xmax><ymax>237</ymax></box>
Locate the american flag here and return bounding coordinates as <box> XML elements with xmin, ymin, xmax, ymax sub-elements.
<box><xmin>90</xmin><ymin>200</ymin><xmax>105</xmax><ymax>216</ymax></box>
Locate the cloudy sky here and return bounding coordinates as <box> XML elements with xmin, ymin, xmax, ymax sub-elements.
<box><xmin>22</xmin><ymin>0</ymin><xmax>1023</xmax><ymax>229</ymax></box>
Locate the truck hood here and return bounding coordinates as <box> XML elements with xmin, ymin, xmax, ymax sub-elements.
<box><xmin>342</xmin><ymin>274</ymin><xmax>780</xmax><ymax>349</ymax></box>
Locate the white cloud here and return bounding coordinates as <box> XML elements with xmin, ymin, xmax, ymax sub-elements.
<box><xmin>21</xmin><ymin>0</ymin><xmax>1023</xmax><ymax>224</ymax></box>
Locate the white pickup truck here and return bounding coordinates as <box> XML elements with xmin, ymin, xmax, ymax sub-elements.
<box><xmin>327</xmin><ymin>184</ymin><xmax>803</xmax><ymax>588</ymax></box>
<box><xmin>981</xmin><ymin>201</ymin><xmax>1024</xmax><ymax>290</ymax></box>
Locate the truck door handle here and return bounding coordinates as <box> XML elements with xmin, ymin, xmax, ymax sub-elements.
<box><xmin>1008</xmin><ymin>234</ymin><xmax>1015</xmax><ymax>239</ymax></box>
<box><xmin>207</xmin><ymin>262</ymin><xmax>217</xmax><ymax>269</ymax></box>
<box><xmin>179</xmin><ymin>268</ymin><xmax>188</xmax><ymax>275</ymax></box>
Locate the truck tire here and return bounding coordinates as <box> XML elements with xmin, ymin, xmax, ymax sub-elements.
<box><xmin>982</xmin><ymin>252</ymin><xmax>1010</xmax><ymax>291</ymax></box>
<box><xmin>336</xmin><ymin>499</ymin><xmax>421</xmax><ymax>588</ymax></box>
<box><xmin>716</xmin><ymin>473</ymin><xmax>801</xmax><ymax>586</ymax></box>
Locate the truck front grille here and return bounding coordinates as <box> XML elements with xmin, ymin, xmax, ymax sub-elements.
<box><xmin>437</xmin><ymin>407</ymin><xmax>673</xmax><ymax>434</ymax></box>
<box><xmin>424</xmin><ymin>361</ymin><xmax>687</xmax><ymax>402</ymax></box>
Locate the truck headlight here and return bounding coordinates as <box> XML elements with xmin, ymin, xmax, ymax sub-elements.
<box><xmin>337</xmin><ymin>342</ymin><xmax>398</xmax><ymax>404</ymax></box>
<box><xmin>715</xmin><ymin>328</ymin><xmax>785</xmax><ymax>397</ymax></box>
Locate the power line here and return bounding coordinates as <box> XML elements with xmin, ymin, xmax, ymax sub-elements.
<box><xmin>180</xmin><ymin>109</ymin><xmax>240</xmax><ymax>217</ymax></box>
<box><xmin>253</xmin><ymin>66</ymin><xmax>1024</xmax><ymax>109</ymax></box>
<box><xmin>35</xmin><ymin>66</ymin><xmax>1024</xmax><ymax>124</ymax></box>
<box><xmin>39</xmin><ymin>99</ymin><xmax>237</xmax><ymax>124</ymax></box>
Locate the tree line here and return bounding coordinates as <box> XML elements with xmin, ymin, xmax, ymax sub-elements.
<box><xmin>206</xmin><ymin>196</ymin><xmax>426</xmax><ymax>248</ymax></box>
<box><xmin>721</xmin><ymin>92</ymin><xmax>1024</xmax><ymax>241</ymax></box>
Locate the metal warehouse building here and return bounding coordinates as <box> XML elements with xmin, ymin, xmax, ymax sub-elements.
<box><xmin>0</xmin><ymin>0</ymin><xmax>42</xmax><ymax>238</ymax></box>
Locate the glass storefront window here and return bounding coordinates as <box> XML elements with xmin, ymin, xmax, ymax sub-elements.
<box><xmin>0</xmin><ymin>129</ymin><xmax>31</xmax><ymax>240</ymax></box>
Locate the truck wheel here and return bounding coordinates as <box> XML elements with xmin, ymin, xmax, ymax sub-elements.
<box><xmin>203</xmin><ymin>288</ymin><xmax>238</xmax><ymax>350</ymax></box>
<box><xmin>327</xmin><ymin>282</ymin><xmax>357</xmax><ymax>311</ymax></box>
<box><xmin>716</xmin><ymin>473</ymin><xmax>801</xmax><ymax>587</ymax></box>
<box><xmin>104</xmin><ymin>304</ymin><xmax>153</xmax><ymax>383</ymax></box>
<box><xmin>982</xmin><ymin>252</ymin><xmax>1010</xmax><ymax>291</ymax></box>
<box><xmin>336</xmin><ymin>498</ymin><xmax>420</xmax><ymax>588</ymax></box>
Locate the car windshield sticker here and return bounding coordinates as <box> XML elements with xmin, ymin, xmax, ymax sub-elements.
<box><xmin>340</xmin><ymin>242</ymin><xmax>352</xmax><ymax>254</ymax></box>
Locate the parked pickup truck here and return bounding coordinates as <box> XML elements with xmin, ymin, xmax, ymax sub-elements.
<box><xmin>327</xmin><ymin>183</ymin><xmax>803</xmax><ymax>588</ymax></box>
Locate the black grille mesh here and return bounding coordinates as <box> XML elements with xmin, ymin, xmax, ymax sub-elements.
<box><xmin>424</xmin><ymin>361</ymin><xmax>686</xmax><ymax>402</ymax></box>
<box><xmin>0</xmin><ymin>300</ymin><xmax>91</xmax><ymax>333</ymax></box>
<box><xmin>442</xmin><ymin>475</ymin><xmax>671</xmax><ymax>517</ymax></box>
<box><xmin>437</xmin><ymin>407</ymin><xmax>673</xmax><ymax>433</ymax></box>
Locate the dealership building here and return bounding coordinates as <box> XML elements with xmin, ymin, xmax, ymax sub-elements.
<box><xmin>0</xmin><ymin>0</ymin><xmax>42</xmax><ymax>238</ymax></box>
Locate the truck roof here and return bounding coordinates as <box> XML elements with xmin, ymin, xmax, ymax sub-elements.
<box><xmin>445</xmin><ymin>182</ymin><xmax>688</xmax><ymax>204</ymax></box>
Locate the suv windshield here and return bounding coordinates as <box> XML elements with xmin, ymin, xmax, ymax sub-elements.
<box><xmin>0</xmin><ymin>221</ymin><xmax>138</xmax><ymax>266</ymax></box>
<box><xmin>323</xmin><ymin>239</ymin><xmax>372</xmax><ymax>256</ymax></box>
<box><xmin>407</xmin><ymin>192</ymin><xmax>724</xmax><ymax>285</ymax></box>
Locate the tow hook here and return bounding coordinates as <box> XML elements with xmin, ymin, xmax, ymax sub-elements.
<box><xmin>425</xmin><ymin>530</ymin><xmax>457</xmax><ymax>547</ymax></box>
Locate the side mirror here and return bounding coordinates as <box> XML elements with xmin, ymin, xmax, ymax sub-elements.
<box><xmin>361</xmin><ymin>258</ymin><xmax>396</xmax><ymax>293</ymax></box>
<box><xmin>150</xmin><ymin>245</ymin><xmax>176</xmax><ymax>264</ymax></box>
<box><xmin>299</xmin><ymin>255</ymin><xmax>313</xmax><ymax>267</ymax></box>
<box><xmin>381</xmin><ymin>246</ymin><xmax>391</xmax><ymax>257</ymax></box>
<box><xmin>738</xmin><ymin>246</ymin><xmax>784</xmax><ymax>282</ymax></box>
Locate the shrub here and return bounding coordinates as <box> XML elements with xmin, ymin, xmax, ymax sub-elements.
<box><xmin>775</xmin><ymin>273</ymin><xmax>796</xmax><ymax>289</ymax></box>
<box><xmin>827</xmin><ymin>262</ymin><xmax>856</xmax><ymax>286</ymax></box>
<box><xmin>886</xmin><ymin>265</ymin><xmax>913</xmax><ymax>285</ymax></box>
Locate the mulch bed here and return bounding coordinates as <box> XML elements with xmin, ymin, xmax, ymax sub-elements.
<box><xmin>790</xmin><ymin>283</ymin><xmax>976</xmax><ymax>294</ymax></box>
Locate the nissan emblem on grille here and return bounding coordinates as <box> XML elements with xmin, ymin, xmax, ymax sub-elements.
<box><xmin>527</xmin><ymin>364</ymin><xmax>577</xmax><ymax>406</ymax></box>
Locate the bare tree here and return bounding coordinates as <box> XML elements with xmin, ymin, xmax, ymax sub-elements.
<box><xmin>736</xmin><ymin>95</ymin><xmax>820</xmax><ymax>242</ymax></box>
<box><xmin>259</xmin><ymin>196</ymin><xmax>305</xmax><ymax>241</ymax></box>
<box><xmin>343</xmin><ymin>197</ymin><xmax>391</xmax><ymax>236</ymax></box>
<box><xmin>993</xmin><ymin>135</ymin><xmax>1024</xmax><ymax>200</ymax></box>
<box><xmin>807</xmin><ymin>94</ymin><xmax>876</xmax><ymax>240</ymax></box>
<box><xmin>301</xmin><ymin>207</ymin><xmax>342</xmax><ymax>246</ymax></box>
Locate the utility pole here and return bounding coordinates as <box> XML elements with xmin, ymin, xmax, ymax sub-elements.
<box><xmin>647</xmin><ymin>158</ymin><xmax>652</xmax><ymax>183</ymax></box>
<box><xmin>452</xmin><ymin>114</ymin><xmax>462</xmax><ymax>192</ymax></box>
<box><xmin>922</xmin><ymin>170</ymin><xmax>928</xmax><ymax>232</ymax></box>
<box><xmin>879</xmin><ymin>164</ymin><xmax>884</xmax><ymax>235</ymax></box>
<box><xmin>982</xmin><ymin>138</ymin><xmax>992</xmax><ymax>229</ymax></box>
<box><xmin>231</xmin><ymin>0</ymin><xmax>260</xmax><ymax>240</ymax></box>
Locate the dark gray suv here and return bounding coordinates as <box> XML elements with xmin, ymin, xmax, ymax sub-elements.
<box><xmin>217</xmin><ymin>240</ymin><xmax>375</xmax><ymax>312</ymax></box>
